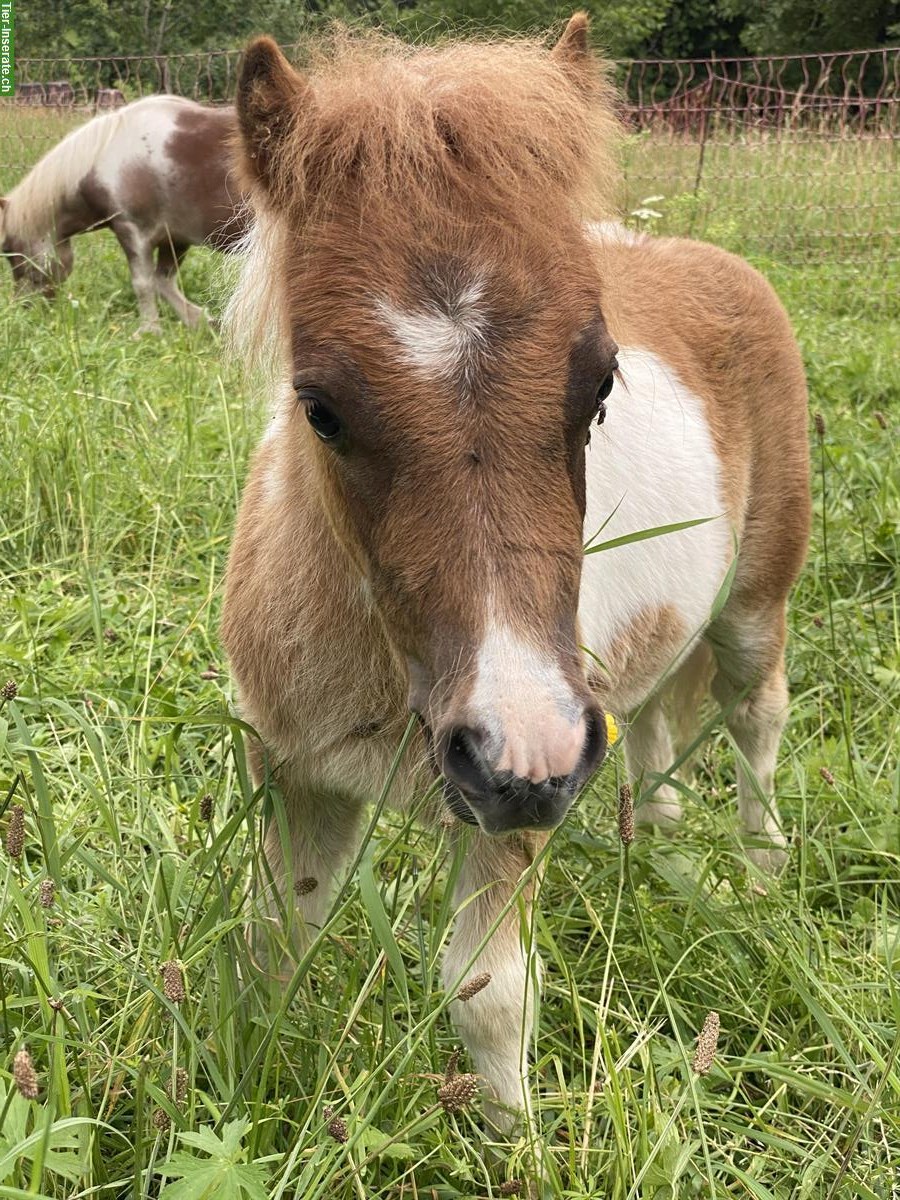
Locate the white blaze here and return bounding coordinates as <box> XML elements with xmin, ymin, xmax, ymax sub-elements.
<box><xmin>375</xmin><ymin>280</ymin><xmax>487</xmax><ymax>385</ymax></box>
<box><xmin>469</xmin><ymin>618</ymin><xmax>587</xmax><ymax>783</ymax></box>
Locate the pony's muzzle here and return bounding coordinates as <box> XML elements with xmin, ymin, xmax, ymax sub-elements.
<box><xmin>436</xmin><ymin>706</ymin><xmax>607</xmax><ymax>834</ymax></box>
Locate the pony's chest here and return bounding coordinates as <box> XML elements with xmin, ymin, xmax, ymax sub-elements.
<box><xmin>579</xmin><ymin>347</ymin><xmax>733</xmax><ymax>713</ymax></box>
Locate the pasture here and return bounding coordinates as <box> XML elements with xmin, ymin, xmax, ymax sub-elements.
<box><xmin>1</xmin><ymin>105</ymin><xmax>899</xmax><ymax>1199</ymax></box>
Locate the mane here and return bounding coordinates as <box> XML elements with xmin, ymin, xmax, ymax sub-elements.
<box><xmin>255</xmin><ymin>26</ymin><xmax>619</xmax><ymax>229</ymax></box>
<box><xmin>3</xmin><ymin>107</ymin><xmax>128</xmax><ymax>242</ymax></box>
<box><xmin>228</xmin><ymin>23</ymin><xmax>622</xmax><ymax>376</ymax></box>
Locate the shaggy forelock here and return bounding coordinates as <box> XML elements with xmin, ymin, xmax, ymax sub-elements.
<box><xmin>250</xmin><ymin>26</ymin><xmax>621</xmax><ymax>230</ymax></box>
<box><xmin>227</xmin><ymin>24</ymin><xmax>622</xmax><ymax>381</ymax></box>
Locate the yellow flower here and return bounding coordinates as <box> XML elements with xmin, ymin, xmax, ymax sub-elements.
<box><xmin>605</xmin><ymin>712</ymin><xmax>618</xmax><ymax>745</ymax></box>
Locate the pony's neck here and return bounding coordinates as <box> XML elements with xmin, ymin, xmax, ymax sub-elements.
<box><xmin>7</xmin><ymin>166</ymin><xmax>68</xmax><ymax>247</ymax></box>
<box><xmin>7</xmin><ymin>110</ymin><xmax>117</xmax><ymax>244</ymax></box>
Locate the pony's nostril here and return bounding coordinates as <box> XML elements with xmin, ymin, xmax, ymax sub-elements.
<box><xmin>441</xmin><ymin>725</ymin><xmax>492</xmax><ymax>797</ymax></box>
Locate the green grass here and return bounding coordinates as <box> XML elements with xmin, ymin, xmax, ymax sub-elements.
<box><xmin>1</xmin><ymin>130</ymin><xmax>899</xmax><ymax>1198</ymax></box>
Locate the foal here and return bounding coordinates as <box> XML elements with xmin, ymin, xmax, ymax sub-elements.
<box><xmin>0</xmin><ymin>96</ymin><xmax>245</xmax><ymax>330</ymax></box>
<box><xmin>222</xmin><ymin>16</ymin><xmax>810</xmax><ymax>1125</ymax></box>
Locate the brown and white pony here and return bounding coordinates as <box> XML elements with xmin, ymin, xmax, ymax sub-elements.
<box><xmin>0</xmin><ymin>96</ymin><xmax>246</xmax><ymax>331</ymax></box>
<box><xmin>222</xmin><ymin>16</ymin><xmax>810</xmax><ymax>1127</ymax></box>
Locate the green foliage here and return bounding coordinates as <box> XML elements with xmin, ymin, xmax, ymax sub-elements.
<box><xmin>0</xmin><ymin>1083</ymin><xmax>97</xmax><ymax>1186</ymax></box>
<box><xmin>14</xmin><ymin>0</ymin><xmax>900</xmax><ymax>64</ymax></box>
<box><xmin>158</xmin><ymin>1120</ymin><xmax>274</xmax><ymax>1200</ymax></box>
<box><xmin>364</xmin><ymin>0</ymin><xmax>673</xmax><ymax>58</ymax></box>
<box><xmin>721</xmin><ymin>0</ymin><xmax>900</xmax><ymax>55</ymax></box>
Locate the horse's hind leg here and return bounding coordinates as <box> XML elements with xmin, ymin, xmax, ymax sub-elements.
<box><xmin>112</xmin><ymin>220</ymin><xmax>161</xmax><ymax>333</ymax></box>
<box><xmin>155</xmin><ymin>242</ymin><xmax>204</xmax><ymax>328</ymax></box>
<box><xmin>706</xmin><ymin>602</ymin><xmax>791</xmax><ymax>872</ymax></box>
<box><xmin>625</xmin><ymin>698</ymin><xmax>683</xmax><ymax>827</ymax></box>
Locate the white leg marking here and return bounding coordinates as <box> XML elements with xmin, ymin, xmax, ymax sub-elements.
<box><xmin>442</xmin><ymin>833</ymin><xmax>544</xmax><ymax>1131</ymax></box>
<box><xmin>624</xmin><ymin>699</ymin><xmax>683</xmax><ymax>827</ymax></box>
<box><xmin>252</xmin><ymin>773</ymin><xmax>365</xmax><ymax>973</ymax></box>
<box><xmin>711</xmin><ymin>664</ymin><xmax>789</xmax><ymax>872</ymax></box>
<box><xmin>155</xmin><ymin>272</ymin><xmax>204</xmax><ymax>328</ymax></box>
<box><xmin>116</xmin><ymin>224</ymin><xmax>161</xmax><ymax>333</ymax></box>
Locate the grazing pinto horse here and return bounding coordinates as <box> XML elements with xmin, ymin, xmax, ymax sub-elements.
<box><xmin>222</xmin><ymin>16</ymin><xmax>810</xmax><ymax>1125</ymax></box>
<box><xmin>0</xmin><ymin>96</ymin><xmax>245</xmax><ymax>331</ymax></box>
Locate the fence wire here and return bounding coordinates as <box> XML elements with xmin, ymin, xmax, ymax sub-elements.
<box><xmin>0</xmin><ymin>45</ymin><xmax>897</xmax><ymax>290</ymax></box>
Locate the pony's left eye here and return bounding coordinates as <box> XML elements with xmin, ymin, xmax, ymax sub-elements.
<box><xmin>594</xmin><ymin>364</ymin><xmax>618</xmax><ymax>426</ymax></box>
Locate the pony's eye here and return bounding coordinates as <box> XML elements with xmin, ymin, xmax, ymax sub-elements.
<box><xmin>595</xmin><ymin>363</ymin><xmax>618</xmax><ymax>426</ymax></box>
<box><xmin>297</xmin><ymin>390</ymin><xmax>343</xmax><ymax>443</ymax></box>
<box><xmin>306</xmin><ymin>402</ymin><xmax>342</xmax><ymax>441</ymax></box>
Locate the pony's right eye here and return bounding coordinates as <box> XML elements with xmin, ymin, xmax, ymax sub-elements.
<box><xmin>297</xmin><ymin>388</ymin><xmax>343</xmax><ymax>443</ymax></box>
<box><xmin>306</xmin><ymin>401</ymin><xmax>342</xmax><ymax>442</ymax></box>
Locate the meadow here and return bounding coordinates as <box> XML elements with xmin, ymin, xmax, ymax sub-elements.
<box><xmin>0</xmin><ymin>112</ymin><xmax>898</xmax><ymax>1199</ymax></box>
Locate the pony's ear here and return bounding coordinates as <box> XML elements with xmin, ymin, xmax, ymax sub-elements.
<box><xmin>552</xmin><ymin>12</ymin><xmax>592</xmax><ymax>73</ymax></box>
<box><xmin>236</xmin><ymin>37</ymin><xmax>309</xmax><ymax>194</ymax></box>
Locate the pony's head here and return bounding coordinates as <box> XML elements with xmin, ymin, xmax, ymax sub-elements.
<box><xmin>0</xmin><ymin>197</ymin><xmax>73</xmax><ymax>296</ymax></box>
<box><xmin>232</xmin><ymin>15</ymin><xmax>621</xmax><ymax>834</ymax></box>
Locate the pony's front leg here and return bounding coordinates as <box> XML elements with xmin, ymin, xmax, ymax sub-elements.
<box><xmin>442</xmin><ymin>828</ymin><xmax>546</xmax><ymax>1131</ymax></box>
<box><xmin>112</xmin><ymin>220</ymin><xmax>161</xmax><ymax>334</ymax></box>
<box><xmin>250</xmin><ymin>759</ymin><xmax>365</xmax><ymax>970</ymax></box>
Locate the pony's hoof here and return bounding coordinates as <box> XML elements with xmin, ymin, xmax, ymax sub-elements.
<box><xmin>745</xmin><ymin>840</ymin><xmax>789</xmax><ymax>875</ymax></box>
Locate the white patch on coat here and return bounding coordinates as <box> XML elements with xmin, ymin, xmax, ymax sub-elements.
<box><xmin>376</xmin><ymin>280</ymin><xmax>487</xmax><ymax>385</ymax></box>
<box><xmin>4</xmin><ymin>94</ymin><xmax>205</xmax><ymax>249</ymax></box>
<box><xmin>90</xmin><ymin>95</ymin><xmax>213</xmax><ymax>243</ymax></box>
<box><xmin>468</xmin><ymin>616</ymin><xmax>586</xmax><ymax>782</ymax></box>
<box><xmin>586</xmin><ymin>220</ymin><xmax>644</xmax><ymax>247</ymax></box>
<box><xmin>579</xmin><ymin>348</ymin><xmax>733</xmax><ymax>711</ymax></box>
